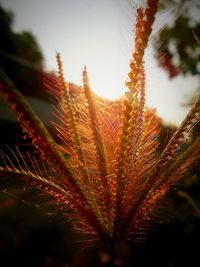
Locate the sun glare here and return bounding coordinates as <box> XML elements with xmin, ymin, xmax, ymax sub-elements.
<box><xmin>83</xmin><ymin>62</ymin><xmax>129</xmax><ymax>100</ymax></box>
<box><xmin>60</xmin><ymin>43</ymin><xmax>131</xmax><ymax>100</ymax></box>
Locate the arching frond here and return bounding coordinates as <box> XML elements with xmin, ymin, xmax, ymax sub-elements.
<box><xmin>0</xmin><ymin>0</ymin><xmax>200</xmax><ymax>246</ymax></box>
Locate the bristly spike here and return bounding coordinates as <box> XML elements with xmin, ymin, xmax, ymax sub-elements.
<box><xmin>119</xmin><ymin>95</ymin><xmax>200</xmax><ymax>238</ymax></box>
<box><xmin>55</xmin><ymin>54</ymin><xmax>107</xmax><ymax>228</ymax></box>
<box><xmin>0</xmin><ymin>69</ymin><xmax>81</xmax><ymax>189</ymax></box>
<box><xmin>0</xmin><ymin>68</ymin><xmax>108</xmax><ymax>240</ymax></box>
<box><xmin>0</xmin><ymin>0</ymin><xmax>200</xmax><ymax>247</ymax></box>
<box><xmin>55</xmin><ymin>53</ymin><xmax>89</xmax><ymax>181</ymax></box>
<box><xmin>82</xmin><ymin>66</ymin><xmax>112</xmax><ymax>232</ymax></box>
<box><xmin>114</xmin><ymin>0</ymin><xmax>159</xmax><ymax>237</ymax></box>
<box><xmin>82</xmin><ymin>66</ymin><xmax>108</xmax><ymax>179</ymax></box>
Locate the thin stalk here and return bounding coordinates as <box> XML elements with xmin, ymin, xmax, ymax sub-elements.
<box><xmin>114</xmin><ymin>0</ymin><xmax>159</xmax><ymax>236</ymax></box>
<box><xmin>83</xmin><ymin>66</ymin><xmax>112</xmax><ymax>232</ymax></box>
<box><xmin>107</xmin><ymin>240</ymin><xmax>115</xmax><ymax>267</ymax></box>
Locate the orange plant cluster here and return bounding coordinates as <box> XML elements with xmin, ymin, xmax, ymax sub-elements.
<box><xmin>0</xmin><ymin>0</ymin><xmax>199</xmax><ymax>247</ymax></box>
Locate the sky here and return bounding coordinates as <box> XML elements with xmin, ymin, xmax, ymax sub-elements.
<box><xmin>0</xmin><ymin>0</ymin><xmax>199</xmax><ymax>125</ymax></box>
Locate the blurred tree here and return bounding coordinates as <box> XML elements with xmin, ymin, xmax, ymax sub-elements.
<box><xmin>154</xmin><ymin>4</ymin><xmax>200</xmax><ymax>263</ymax></box>
<box><xmin>0</xmin><ymin>4</ymin><xmax>48</xmax><ymax>99</ymax></box>
<box><xmin>155</xmin><ymin>0</ymin><xmax>200</xmax><ymax>78</ymax></box>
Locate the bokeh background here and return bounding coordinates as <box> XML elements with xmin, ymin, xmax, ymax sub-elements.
<box><xmin>0</xmin><ymin>0</ymin><xmax>200</xmax><ymax>266</ymax></box>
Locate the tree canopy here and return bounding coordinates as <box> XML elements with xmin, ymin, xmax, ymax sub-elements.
<box><xmin>155</xmin><ymin>0</ymin><xmax>200</xmax><ymax>78</ymax></box>
<box><xmin>0</xmin><ymin>4</ymin><xmax>48</xmax><ymax>99</ymax></box>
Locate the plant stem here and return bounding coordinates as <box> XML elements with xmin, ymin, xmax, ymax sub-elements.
<box><xmin>108</xmin><ymin>240</ymin><xmax>115</xmax><ymax>267</ymax></box>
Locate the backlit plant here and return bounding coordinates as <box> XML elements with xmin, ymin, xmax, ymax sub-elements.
<box><xmin>0</xmin><ymin>0</ymin><xmax>200</xmax><ymax>251</ymax></box>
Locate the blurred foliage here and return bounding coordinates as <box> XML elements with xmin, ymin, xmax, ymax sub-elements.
<box><xmin>155</xmin><ymin>0</ymin><xmax>200</xmax><ymax>78</ymax></box>
<box><xmin>153</xmin><ymin>14</ymin><xmax>200</xmax><ymax>257</ymax></box>
<box><xmin>155</xmin><ymin>1</ymin><xmax>200</xmax><ymax>233</ymax></box>
<box><xmin>159</xmin><ymin>0</ymin><xmax>200</xmax><ymax>13</ymax></box>
<box><xmin>0</xmin><ymin>4</ymin><xmax>48</xmax><ymax>99</ymax></box>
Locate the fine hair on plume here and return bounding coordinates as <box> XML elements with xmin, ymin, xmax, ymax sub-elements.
<box><xmin>0</xmin><ymin>0</ymin><xmax>200</xmax><ymax>251</ymax></box>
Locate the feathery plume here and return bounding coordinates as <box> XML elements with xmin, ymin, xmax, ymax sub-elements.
<box><xmin>0</xmin><ymin>0</ymin><xmax>200</xmax><ymax>248</ymax></box>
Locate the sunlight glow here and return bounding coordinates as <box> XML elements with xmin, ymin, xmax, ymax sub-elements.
<box><xmin>1</xmin><ymin>0</ymin><xmax>198</xmax><ymax>124</ymax></box>
<box><xmin>60</xmin><ymin>50</ymin><xmax>130</xmax><ymax>100</ymax></box>
<box><xmin>43</xmin><ymin>1</ymin><xmax>133</xmax><ymax>100</ymax></box>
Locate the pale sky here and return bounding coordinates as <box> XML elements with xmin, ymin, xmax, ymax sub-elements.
<box><xmin>0</xmin><ymin>0</ymin><xmax>199</xmax><ymax>125</ymax></box>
